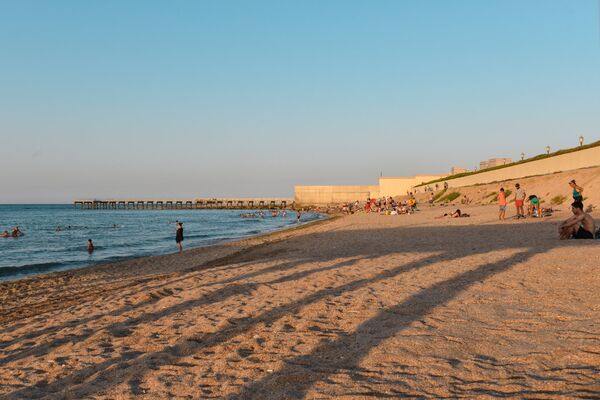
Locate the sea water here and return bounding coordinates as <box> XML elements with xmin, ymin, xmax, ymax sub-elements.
<box><xmin>0</xmin><ymin>205</ymin><xmax>322</xmax><ymax>281</ymax></box>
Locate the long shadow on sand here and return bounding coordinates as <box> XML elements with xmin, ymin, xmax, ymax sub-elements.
<box><xmin>2</xmin><ymin>221</ymin><xmax>588</xmax><ymax>399</ymax></box>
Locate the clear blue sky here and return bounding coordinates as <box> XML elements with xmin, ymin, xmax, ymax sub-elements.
<box><xmin>1</xmin><ymin>0</ymin><xmax>599</xmax><ymax>203</ymax></box>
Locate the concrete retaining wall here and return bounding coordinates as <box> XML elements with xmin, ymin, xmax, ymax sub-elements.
<box><xmin>423</xmin><ymin>146</ymin><xmax>600</xmax><ymax>189</ymax></box>
<box><xmin>294</xmin><ymin>185</ymin><xmax>379</xmax><ymax>205</ymax></box>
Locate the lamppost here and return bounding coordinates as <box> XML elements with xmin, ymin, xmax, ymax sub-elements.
<box><xmin>546</xmin><ymin>145</ymin><xmax>550</xmax><ymax>155</ymax></box>
<box><xmin>579</xmin><ymin>136</ymin><xmax>584</xmax><ymax>147</ymax></box>
<box><xmin>520</xmin><ymin>152</ymin><xmax>524</xmax><ymax>161</ymax></box>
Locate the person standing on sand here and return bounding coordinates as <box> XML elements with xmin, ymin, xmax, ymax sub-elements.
<box><xmin>175</xmin><ymin>221</ymin><xmax>184</xmax><ymax>253</ymax></box>
<box><xmin>498</xmin><ymin>188</ymin><xmax>506</xmax><ymax>220</ymax></box>
<box><xmin>559</xmin><ymin>201</ymin><xmax>596</xmax><ymax>239</ymax></box>
<box><xmin>569</xmin><ymin>180</ymin><xmax>583</xmax><ymax>203</ymax></box>
<box><xmin>514</xmin><ymin>183</ymin><xmax>526</xmax><ymax>219</ymax></box>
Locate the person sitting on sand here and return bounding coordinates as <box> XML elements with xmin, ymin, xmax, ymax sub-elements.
<box><xmin>528</xmin><ymin>195</ymin><xmax>541</xmax><ymax>218</ymax></box>
<box><xmin>1</xmin><ymin>230</ymin><xmax>9</xmax><ymax>238</ymax></box>
<box><xmin>559</xmin><ymin>201</ymin><xmax>596</xmax><ymax>240</ymax></box>
<box><xmin>87</xmin><ymin>239</ymin><xmax>94</xmax><ymax>253</ymax></box>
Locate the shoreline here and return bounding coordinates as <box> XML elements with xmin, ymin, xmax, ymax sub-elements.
<box><xmin>0</xmin><ymin>212</ymin><xmax>331</xmax><ymax>284</ymax></box>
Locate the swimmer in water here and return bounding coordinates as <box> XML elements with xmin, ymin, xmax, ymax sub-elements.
<box><xmin>1</xmin><ymin>230</ymin><xmax>9</xmax><ymax>238</ymax></box>
<box><xmin>11</xmin><ymin>226</ymin><xmax>22</xmax><ymax>237</ymax></box>
<box><xmin>87</xmin><ymin>239</ymin><xmax>94</xmax><ymax>253</ymax></box>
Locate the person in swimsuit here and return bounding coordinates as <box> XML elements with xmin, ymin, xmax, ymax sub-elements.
<box><xmin>559</xmin><ymin>201</ymin><xmax>596</xmax><ymax>240</ymax></box>
<box><xmin>11</xmin><ymin>226</ymin><xmax>22</xmax><ymax>238</ymax></box>
<box><xmin>175</xmin><ymin>221</ymin><xmax>184</xmax><ymax>252</ymax></box>
<box><xmin>87</xmin><ymin>239</ymin><xmax>94</xmax><ymax>253</ymax></box>
<box><xmin>1</xmin><ymin>230</ymin><xmax>9</xmax><ymax>238</ymax></box>
<box><xmin>569</xmin><ymin>180</ymin><xmax>583</xmax><ymax>203</ymax></box>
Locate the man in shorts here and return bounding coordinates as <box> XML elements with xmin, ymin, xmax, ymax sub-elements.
<box><xmin>514</xmin><ymin>183</ymin><xmax>526</xmax><ymax>219</ymax></box>
<box><xmin>559</xmin><ymin>201</ymin><xmax>596</xmax><ymax>240</ymax></box>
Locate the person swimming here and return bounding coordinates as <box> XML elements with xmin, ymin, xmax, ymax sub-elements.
<box><xmin>11</xmin><ymin>226</ymin><xmax>22</xmax><ymax>237</ymax></box>
<box><xmin>87</xmin><ymin>239</ymin><xmax>94</xmax><ymax>253</ymax></box>
<box><xmin>1</xmin><ymin>230</ymin><xmax>9</xmax><ymax>238</ymax></box>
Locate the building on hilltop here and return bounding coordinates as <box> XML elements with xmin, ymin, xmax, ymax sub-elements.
<box><xmin>480</xmin><ymin>157</ymin><xmax>512</xmax><ymax>171</ymax></box>
<box><xmin>451</xmin><ymin>166</ymin><xmax>468</xmax><ymax>175</ymax></box>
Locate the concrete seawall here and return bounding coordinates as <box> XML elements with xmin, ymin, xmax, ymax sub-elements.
<box><xmin>420</xmin><ymin>145</ymin><xmax>600</xmax><ymax>189</ymax></box>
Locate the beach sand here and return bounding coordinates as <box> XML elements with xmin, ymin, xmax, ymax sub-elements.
<box><xmin>1</xmin><ymin>205</ymin><xmax>599</xmax><ymax>399</ymax></box>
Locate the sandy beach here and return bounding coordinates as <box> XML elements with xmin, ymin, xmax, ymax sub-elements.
<box><xmin>1</xmin><ymin>205</ymin><xmax>599</xmax><ymax>399</ymax></box>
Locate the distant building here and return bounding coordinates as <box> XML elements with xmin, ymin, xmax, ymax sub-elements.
<box><xmin>479</xmin><ymin>157</ymin><xmax>512</xmax><ymax>170</ymax></box>
<box><xmin>451</xmin><ymin>166</ymin><xmax>468</xmax><ymax>175</ymax></box>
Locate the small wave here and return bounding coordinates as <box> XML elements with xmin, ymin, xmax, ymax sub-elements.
<box><xmin>0</xmin><ymin>261</ymin><xmax>77</xmax><ymax>278</ymax></box>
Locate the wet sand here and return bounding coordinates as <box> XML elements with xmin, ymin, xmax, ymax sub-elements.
<box><xmin>1</xmin><ymin>205</ymin><xmax>599</xmax><ymax>399</ymax></box>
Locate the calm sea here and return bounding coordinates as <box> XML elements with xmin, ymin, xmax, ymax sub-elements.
<box><xmin>0</xmin><ymin>205</ymin><xmax>323</xmax><ymax>281</ymax></box>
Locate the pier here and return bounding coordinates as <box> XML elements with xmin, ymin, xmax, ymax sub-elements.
<box><xmin>73</xmin><ymin>198</ymin><xmax>294</xmax><ymax>210</ymax></box>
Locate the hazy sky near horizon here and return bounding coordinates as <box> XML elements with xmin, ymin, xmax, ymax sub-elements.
<box><xmin>1</xmin><ymin>0</ymin><xmax>599</xmax><ymax>203</ymax></box>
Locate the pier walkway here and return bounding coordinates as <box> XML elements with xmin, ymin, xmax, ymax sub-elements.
<box><xmin>73</xmin><ymin>198</ymin><xmax>294</xmax><ymax>210</ymax></box>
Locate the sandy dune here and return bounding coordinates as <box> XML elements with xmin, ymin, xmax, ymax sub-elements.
<box><xmin>417</xmin><ymin>165</ymin><xmax>600</xmax><ymax>210</ymax></box>
<box><xmin>1</xmin><ymin>205</ymin><xmax>599</xmax><ymax>399</ymax></box>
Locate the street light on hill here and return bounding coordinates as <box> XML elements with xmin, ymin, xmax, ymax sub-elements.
<box><xmin>546</xmin><ymin>146</ymin><xmax>550</xmax><ymax>155</ymax></box>
<box><xmin>579</xmin><ymin>135</ymin><xmax>584</xmax><ymax>147</ymax></box>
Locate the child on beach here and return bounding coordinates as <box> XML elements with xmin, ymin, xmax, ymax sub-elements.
<box><xmin>498</xmin><ymin>188</ymin><xmax>506</xmax><ymax>220</ymax></box>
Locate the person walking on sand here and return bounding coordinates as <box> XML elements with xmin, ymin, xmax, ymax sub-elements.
<box><xmin>175</xmin><ymin>221</ymin><xmax>184</xmax><ymax>253</ymax></box>
<box><xmin>514</xmin><ymin>183</ymin><xmax>526</xmax><ymax>219</ymax></box>
<box><xmin>559</xmin><ymin>201</ymin><xmax>596</xmax><ymax>239</ymax></box>
<box><xmin>569</xmin><ymin>180</ymin><xmax>583</xmax><ymax>203</ymax></box>
<box><xmin>498</xmin><ymin>188</ymin><xmax>507</xmax><ymax>220</ymax></box>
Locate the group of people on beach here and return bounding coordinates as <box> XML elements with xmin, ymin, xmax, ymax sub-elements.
<box><xmin>358</xmin><ymin>196</ymin><xmax>417</xmax><ymax>215</ymax></box>
<box><xmin>239</xmin><ymin>210</ymin><xmax>289</xmax><ymax>218</ymax></box>
<box><xmin>1</xmin><ymin>226</ymin><xmax>23</xmax><ymax>238</ymax></box>
<box><xmin>496</xmin><ymin>179</ymin><xmax>596</xmax><ymax>239</ymax></box>
<box><xmin>559</xmin><ymin>180</ymin><xmax>596</xmax><ymax>240</ymax></box>
<box><xmin>498</xmin><ymin>183</ymin><xmax>555</xmax><ymax>221</ymax></box>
